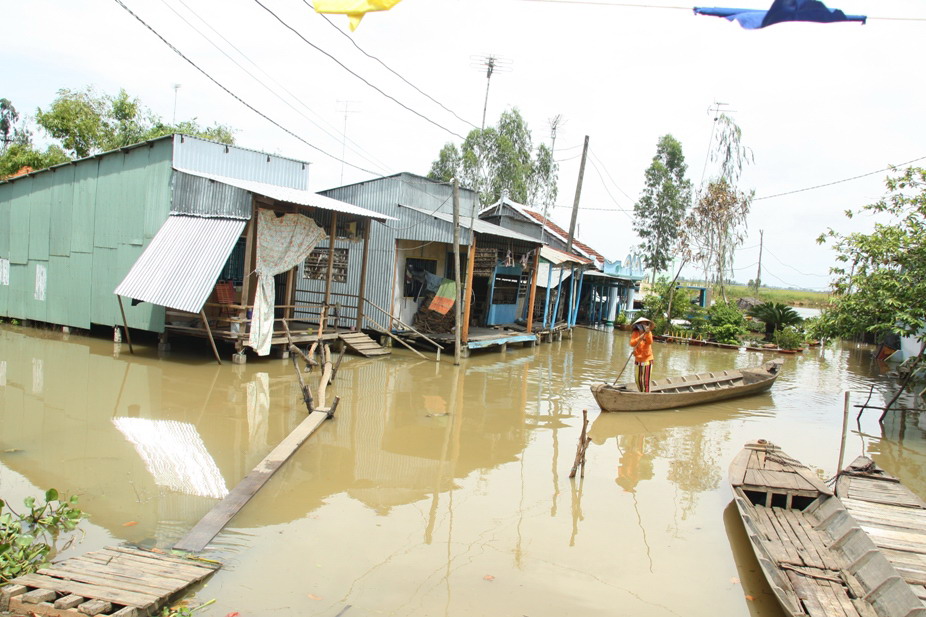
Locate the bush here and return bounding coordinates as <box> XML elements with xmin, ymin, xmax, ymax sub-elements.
<box><xmin>694</xmin><ymin>301</ymin><xmax>747</xmax><ymax>343</ymax></box>
<box><xmin>773</xmin><ymin>326</ymin><xmax>804</xmax><ymax>351</ymax></box>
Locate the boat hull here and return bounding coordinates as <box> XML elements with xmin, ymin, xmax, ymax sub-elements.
<box><xmin>590</xmin><ymin>360</ymin><xmax>781</xmax><ymax>412</ymax></box>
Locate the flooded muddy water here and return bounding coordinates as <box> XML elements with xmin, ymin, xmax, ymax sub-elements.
<box><xmin>2</xmin><ymin>324</ymin><xmax>925</xmax><ymax>617</ymax></box>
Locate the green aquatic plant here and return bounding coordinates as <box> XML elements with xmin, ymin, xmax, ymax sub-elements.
<box><xmin>0</xmin><ymin>489</ymin><xmax>83</xmax><ymax>583</ymax></box>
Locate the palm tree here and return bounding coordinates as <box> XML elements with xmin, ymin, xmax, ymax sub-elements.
<box><xmin>747</xmin><ymin>302</ymin><xmax>803</xmax><ymax>339</ymax></box>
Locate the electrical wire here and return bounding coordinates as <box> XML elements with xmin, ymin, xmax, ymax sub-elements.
<box><xmin>251</xmin><ymin>0</ymin><xmax>468</xmax><ymax>140</ymax></box>
<box><xmin>753</xmin><ymin>155</ymin><xmax>926</xmax><ymax>201</ymax></box>
<box><xmin>158</xmin><ymin>0</ymin><xmax>391</xmax><ymax>174</ymax></box>
<box><xmin>764</xmin><ymin>248</ymin><xmax>831</xmax><ymax>278</ymax></box>
<box><xmin>584</xmin><ymin>156</ymin><xmax>634</xmax><ymax>220</ymax></box>
<box><xmin>589</xmin><ymin>148</ymin><xmax>635</xmax><ymax>202</ymax></box>
<box><xmin>303</xmin><ymin>0</ymin><xmax>479</xmax><ymax>130</ymax></box>
<box><xmin>112</xmin><ymin>0</ymin><xmax>381</xmax><ymax>176</ymax></box>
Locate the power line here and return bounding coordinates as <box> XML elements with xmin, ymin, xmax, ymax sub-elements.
<box><xmin>589</xmin><ymin>148</ymin><xmax>635</xmax><ymax>202</ymax></box>
<box><xmin>251</xmin><ymin>0</ymin><xmax>467</xmax><ymax>140</ymax></box>
<box><xmin>158</xmin><ymin>0</ymin><xmax>391</xmax><ymax>173</ymax></box>
<box><xmin>584</xmin><ymin>155</ymin><xmax>633</xmax><ymax>220</ymax></box>
<box><xmin>112</xmin><ymin>0</ymin><xmax>380</xmax><ymax>176</ymax></box>
<box><xmin>754</xmin><ymin>155</ymin><xmax>926</xmax><ymax>201</ymax></box>
<box><xmin>764</xmin><ymin>247</ymin><xmax>831</xmax><ymax>278</ymax></box>
<box><xmin>305</xmin><ymin>0</ymin><xmax>479</xmax><ymax>130</ymax></box>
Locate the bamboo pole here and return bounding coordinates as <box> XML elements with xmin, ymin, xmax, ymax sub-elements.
<box><xmin>116</xmin><ymin>296</ymin><xmax>134</xmax><ymax>354</ymax></box>
<box><xmin>452</xmin><ymin>178</ymin><xmax>462</xmax><ymax>365</ymax></box>
<box><xmin>525</xmin><ymin>247</ymin><xmax>540</xmax><ymax>335</ymax></box>
<box><xmin>837</xmin><ymin>390</ymin><xmax>850</xmax><ymax>473</ymax></box>
<box><xmin>200</xmin><ymin>310</ymin><xmax>223</xmax><ymax>365</ymax></box>
<box><xmin>324</xmin><ymin>213</ymin><xmax>338</xmax><ymax>330</ymax></box>
<box><xmin>569</xmin><ymin>409</ymin><xmax>591</xmax><ymax>479</ymax></box>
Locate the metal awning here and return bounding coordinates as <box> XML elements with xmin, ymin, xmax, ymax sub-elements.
<box><xmin>399</xmin><ymin>204</ymin><xmax>541</xmax><ymax>244</ymax></box>
<box><xmin>540</xmin><ymin>246</ymin><xmax>592</xmax><ymax>266</ymax></box>
<box><xmin>174</xmin><ymin>168</ymin><xmax>396</xmax><ymax>222</ymax></box>
<box><xmin>114</xmin><ymin>215</ymin><xmax>246</xmax><ymax>313</ymax></box>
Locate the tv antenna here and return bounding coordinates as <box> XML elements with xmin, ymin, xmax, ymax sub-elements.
<box><xmin>172</xmin><ymin>84</ymin><xmax>182</xmax><ymax>124</ymax></box>
<box><xmin>337</xmin><ymin>100</ymin><xmax>359</xmax><ymax>184</ymax></box>
<box><xmin>470</xmin><ymin>54</ymin><xmax>512</xmax><ymax>129</ymax></box>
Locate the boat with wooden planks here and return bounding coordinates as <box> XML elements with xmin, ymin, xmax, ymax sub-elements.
<box><xmin>730</xmin><ymin>440</ymin><xmax>926</xmax><ymax>617</ymax></box>
<box><xmin>836</xmin><ymin>456</ymin><xmax>926</xmax><ymax>606</ymax></box>
<box><xmin>590</xmin><ymin>359</ymin><xmax>783</xmax><ymax>412</ymax></box>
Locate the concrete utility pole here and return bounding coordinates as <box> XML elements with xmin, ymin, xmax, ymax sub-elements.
<box><xmin>566</xmin><ymin>135</ymin><xmax>589</xmax><ymax>254</ymax></box>
<box><xmin>755</xmin><ymin>229</ymin><xmax>764</xmax><ymax>296</ymax></box>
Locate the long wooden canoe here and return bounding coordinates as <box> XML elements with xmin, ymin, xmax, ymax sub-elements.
<box><xmin>590</xmin><ymin>359</ymin><xmax>782</xmax><ymax>412</ymax></box>
<box><xmin>730</xmin><ymin>440</ymin><xmax>925</xmax><ymax>617</ymax></box>
<box><xmin>836</xmin><ymin>457</ymin><xmax>926</xmax><ymax>606</ymax></box>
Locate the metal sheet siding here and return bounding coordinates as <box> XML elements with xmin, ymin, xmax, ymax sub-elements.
<box><xmin>144</xmin><ymin>140</ymin><xmax>174</xmax><ymax>240</ymax></box>
<box><xmin>0</xmin><ymin>182</ymin><xmax>11</xmax><ymax>257</ymax></box>
<box><xmin>91</xmin><ymin>247</ymin><xmax>119</xmax><ymax>326</ymax></box>
<box><xmin>28</xmin><ymin>173</ymin><xmax>52</xmax><ymax>261</ymax></box>
<box><xmin>171</xmin><ymin>171</ymin><xmax>252</xmax><ymax>219</ymax></box>
<box><xmin>114</xmin><ymin>216</ymin><xmax>246</xmax><ymax>314</ymax></box>
<box><xmin>66</xmin><ymin>252</ymin><xmax>93</xmax><ymax>328</ymax></box>
<box><xmin>49</xmin><ymin>165</ymin><xmax>75</xmax><ymax>257</ymax></box>
<box><xmin>7</xmin><ymin>263</ymin><xmax>27</xmax><ymax>319</ymax></box>
<box><xmin>172</xmin><ymin>134</ymin><xmax>309</xmax><ymax>189</ymax></box>
<box><xmin>9</xmin><ymin>177</ymin><xmax>31</xmax><ymax>264</ymax></box>
<box><xmin>93</xmin><ymin>154</ymin><xmax>122</xmax><ymax>249</ymax></box>
<box><xmin>71</xmin><ymin>159</ymin><xmax>99</xmax><ymax>254</ymax></box>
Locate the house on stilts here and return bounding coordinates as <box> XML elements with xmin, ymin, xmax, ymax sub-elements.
<box><xmin>0</xmin><ymin>134</ymin><xmax>393</xmax><ymax>364</ymax></box>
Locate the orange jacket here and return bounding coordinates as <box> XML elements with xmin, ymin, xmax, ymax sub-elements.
<box><xmin>630</xmin><ymin>329</ymin><xmax>654</xmax><ymax>363</ymax></box>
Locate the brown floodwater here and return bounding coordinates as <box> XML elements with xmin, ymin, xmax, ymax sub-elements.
<box><xmin>2</xmin><ymin>323</ymin><xmax>925</xmax><ymax>617</ymax></box>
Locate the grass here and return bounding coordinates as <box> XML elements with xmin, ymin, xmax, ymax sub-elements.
<box><xmin>678</xmin><ymin>282</ymin><xmax>831</xmax><ymax>308</ymax></box>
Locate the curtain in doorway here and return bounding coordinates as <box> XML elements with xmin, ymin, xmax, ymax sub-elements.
<box><xmin>248</xmin><ymin>209</ymin><xmax>327</xmax><ymax>356</ymax></box>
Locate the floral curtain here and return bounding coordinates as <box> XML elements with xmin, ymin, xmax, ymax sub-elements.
<box><xmin>247</xmin><ymin>209</ymin><xmax>327</xmax><ymax>356</ymax></box>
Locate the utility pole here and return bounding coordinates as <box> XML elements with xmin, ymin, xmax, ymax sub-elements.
<box><xmin>540</xmin><ymin>114</ymin><xmax>564</xmax><ymax>245</ymax></box>
<box><xmin>755</xmin><ymin>229</ymin><xmax>764</xmax><ymax>297</ymax></box>
<box><xmin>452</xmin><ymin>179</ymin><xmax>462</xmax><ymax>365</ymax></box>
<box><xmin>337</xmin><ymin>100</ymin><xmax>359</xmax><ymax>184</ymax></box>
<box><xmin>566</xmin><ymin>136</ymin><xmax>589</xmax><ymax>254</ymax></box>
<box><xmin>172</xmin><ymin>84</ymin><xmax>182</xmax><ymax>124</ymax></box>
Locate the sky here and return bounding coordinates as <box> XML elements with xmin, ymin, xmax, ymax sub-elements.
<box><xmin>6</xmin><ymin>0</ymin><xmax>926</xmax><ymax>291</ymax></box>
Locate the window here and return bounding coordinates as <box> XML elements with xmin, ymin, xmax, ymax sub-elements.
<box><xmin>304</xmin><ymin>247</ymin><xmax>349</xmax><ymax>283</ymax></box>
<box><xmin>219</xmin><ymin>237</ymin><xmax>247</xmax><ymax>285</ymax></box>
<box><xmin>491</xmin><ymin>272</ymin><xmax>525</xmax><ymax>305</ymax></box>
<box><xmin>404</xmin><ymin>258</ymin><xmax>436</xmax><ymax>298</ymax></box>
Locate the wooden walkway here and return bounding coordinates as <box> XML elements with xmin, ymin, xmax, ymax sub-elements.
<box><xmin>0</xmin><ymin>546</ymin><xmax>219</xmax><ymax>617</ymax></box>
<box><xmin>837</xmin><ymin>457</ymin><xmax>926</xmax><ymax>606</ymax></box>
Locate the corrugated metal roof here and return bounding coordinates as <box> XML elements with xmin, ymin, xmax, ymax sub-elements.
<box><xmin>172</xmin><ymin>171</ymin><xmax>252</xmax><ymax>219</ymax></box>
<box><xmin>175</xmin><ymin>168</ymin><xmax>396</xmax><ymax>222</ymax></box>
<box><xmin>172</xmin><ymin>134</ymin><xmax>309</xmax><ymax>189</ymax></box>
<box><xmin>114</xmin><ymin>215</ymin><xmax>246</xmax><ymax>313</ymax></box>
<box><xmin>399</xmin><ymin>204</ymin><xmax>540</xmax><ymax>245</ymax></box>
<box><xmin>540</xmin><ymin>246</ymin><xmax>592</xmax><ymax>266</ymax></box>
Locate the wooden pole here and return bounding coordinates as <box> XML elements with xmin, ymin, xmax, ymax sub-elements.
<box><xmin>200</xmin><ymin>310</ymin><xmax>223</xmax><ymax>365</ymax></box>
<box><xmin>461</xmin><ymin>236</ymin><xmax>477</xmax><ymax>347</ymax></box>
<box><xmin>569</xmin><ymin>409</ymin><xmax>591</xmax><ymax>479</ymax></box>
<box><xmin>525</xmin><ymin>247</ymin><xmax>540</xmax><ymax>335</ymax></box>
<box><xmin>566</xmin><ymin>136</ymin><xmax>589</xmax><ymax>255</ymax></box>
<box><xmin>116</xmin><ymin>296</ymin><xmax>134</xmax><ymax>354</ymax></box>
<box><xmin>356</xmin><ymin>219</ymin><xmax>371</xmax><ymax>331</ymax></box>
<box><xmin>837</xmin><ymin>390</ymin><xmax>851</xmax><ymax>473</ymax></box>
<box><xmin>324</xmin><ymin>213</ymin><xmax>338</xmax><ymax>330</ymax></box>
<box><xmin>452</xmin><ymin>179</ymin><xmax>463</xmax><ymax>365</ymax></box>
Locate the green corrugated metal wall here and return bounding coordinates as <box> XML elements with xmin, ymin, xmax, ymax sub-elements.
<box><xmin>0</xmin><ymin>139</ymin><xmax>173</xmax><ymax>331</ymax></box>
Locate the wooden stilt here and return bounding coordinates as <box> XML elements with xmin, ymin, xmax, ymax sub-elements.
<box><xmin>200</xmin><ymin>310</ymin><xmax>222</xmax><ymax>365</ymax></box>
<box><xmin>569</xmin><ymin>409</ymin><xmax>591</xmax><ymax>479</ymax></box>
<box><xmin>116</xmin><ymin>296</ymin><xmax>135</xmax><ymax>354</ymax></box>
<box><xmin>461</xmin><ymin>237</ymin><xmax>477</xmax><ymax>346</ymax></box>
<box><xmin>356</xmin><ymin>219</ymin><xmax>371</xmax><ymax>331</ymax></box>
<box><xmin>525</xmin><ymin>247</ymin><xmax>540</xmax><ymax>335</ymax></box>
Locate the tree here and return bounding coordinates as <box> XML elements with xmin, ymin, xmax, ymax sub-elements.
<box><xmin>634</xmin><ymin>135</ymin><xmax>693</xmax><ymax>283</ymax></box>
<box><xmin>0</xmin><ymin>142</ymin><xmax>70</xmax><ymax>179</ymax></box>
<box><xmin>818</xmin><ymin>167</ymin><xmax>926</xmax><ymax>415</ymax></box>
<box><xmin>427</xmin><ymin>108</ymin><xmax>558</xmax><ymax>207</ymax></box>
<box><xmin>747</xmin><ymin>302</ymin><xmax>803</xmax><ymax>339</ymax></box>
<box><xmin>36</xmin><ymin>87</ymin><xmax>234</xmax><ymax>159</ymax></box>
<box><xmin>691</xmin><ymin>113</ymin><xmax>754</xmax><ymax>302</ymax></box>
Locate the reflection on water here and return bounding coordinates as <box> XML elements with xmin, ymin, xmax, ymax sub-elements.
<box><xmin>0</xmin><ymin>324</ymin><xmax>921</xmax><ymax>617</ymax></box>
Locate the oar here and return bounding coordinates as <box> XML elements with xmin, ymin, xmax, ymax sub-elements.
<box><xmin>612</xmin><ymin>350</ymin><xmax>635</xmax><ymax>385</ymax></box>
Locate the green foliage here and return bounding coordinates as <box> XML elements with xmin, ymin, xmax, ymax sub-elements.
<box><xmin>633</xmin><ymin>134</ymin><xmax>692</xmax><ymax>277</ymax></box>
<box><xmin>748</xmin><ymin>302</ymin><xmax>803</xmax><ymax>339</ymax></box>
<box><xmin>0</xmin><ymin>489</ymin><xmax>83</xmax><ymax>583</ymax></box>
<box><xmin>614</xmin><ymin>311</ymin><xmax>628</xmax><ymax>326</ymax></box>
<box><xmin>0</xmin><ymin>142</ymin><xmax>70</xmax><ymax>178</ymax></box>
<box><xmin>428</xmin><ymin>108</ymin><xmax>557</xmax><ymax>208</ymax></box>
<box><xmin>818</xmin><ymin>167</ymin><xmax>926</xmax><ymax>346</ymax></box>
<box><xmin>697</xmin><ymin>301</ymin><xmax>746</xmax><ymax>344</ymax></box>
<box><xmin>773</xmin><ymin>326</ymin><xmax>804</xmax><ymax>351</ymax></box>
<box><xmin>33</xmin><ymin>87</ymin><xmax>235</xmax><ymax>160</ymax></box>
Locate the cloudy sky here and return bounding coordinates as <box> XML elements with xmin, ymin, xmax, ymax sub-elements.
<box><xmin>7</xmin><ymin>0</ymin><xmax>926</xmax><ymax>291</ymax></box>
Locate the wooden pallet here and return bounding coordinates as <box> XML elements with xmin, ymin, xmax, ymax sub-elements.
<box><xmin>0</xmin><ymin>546</ymin><xmax>220</xmax><ymax>617</ymax></box>
<box><xmin>339</xmin><ymin>332</ymin><xmax>390</xmax><ymax>357</ymax></box>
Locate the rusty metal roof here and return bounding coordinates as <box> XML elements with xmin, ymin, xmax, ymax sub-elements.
<box><xmin>114</xmin><ymin>215</ymin><xmax>246</xmax><ymax>313</ymax></box>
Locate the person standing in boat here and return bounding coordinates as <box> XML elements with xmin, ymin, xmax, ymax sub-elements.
<box><xmin>630</xmin><ymin>317</ymin><xmax>654</xmax><ymax>393</ymax></box>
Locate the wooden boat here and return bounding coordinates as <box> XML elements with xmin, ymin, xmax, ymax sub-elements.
<box><xmin>836</xmin><ymin>457</ymin><xmax>926</xmax><ymax>605</ymax></box>
<box><xmin>590</xmin><ymin>359</ymin><xmax>782</xmax><ymax>412</ymax></box>
<box><xmin>730</xmin><ymin>441</ymin><xmax>925</xmax><ymax>617</ymax></box>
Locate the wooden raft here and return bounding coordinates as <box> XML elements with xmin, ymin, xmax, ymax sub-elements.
<box><xmin>837</xmin><ymin>457</ymin><xmax>926</xmax><ymax>606</ymax></box>
<box><xmin>0</xmin><ymin>546</ymin><xmax>219</xmax><ymax>617</ymax></box>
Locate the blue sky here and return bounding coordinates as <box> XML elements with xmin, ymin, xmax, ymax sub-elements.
<box><xmin>7</xmin><ymin>0</ymin><xmax>926</xmax><ymax>290</ymax></box>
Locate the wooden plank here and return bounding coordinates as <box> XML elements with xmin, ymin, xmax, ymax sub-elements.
<box><xmin>826</xmin><ymin>580</ymin><xmax>862</xmax><ymax>617</ymax></box>
<box><xmin>0</xmin><ymin>584</ymin><xmax>27</xmax><ymax>612</ymax></box>
<box><xmin>786</xmin><ymin>570</ymin><xmax>830</xmax><ymax>617</ymax></box>
<box><xmin>39</xmin><ymin>565</ymin><xmax>182</xmax><ymax>596</ymax></box>
<box><xmin>55</xmin><ymin>595</ymin><xmax>86</xmax><ymax>610</ymax></box>
<box><xmin>78</xmin><ymin>599</ymin><xmax>112</xmax><ymax>615</ymax></box>
<box><xmin>174</xmin><ymin>409</ymin><xmax>332</xmax><ymax>552</ymax></box>
<box><xmin>102</xmin><ymin>547</ymin><xmax>219</xmax><ymax>572</ymax></box>
<box><xmin>756</xmin><ymin>506</ymin><xmax>803</xmax><ymax>564</ymax></box>
<box><xmin>11</xmin><ymin>573</ymin><xmax>157</xmax><ymax>608</ymax></box>
<box><xmin>74</xmin><ymin>553</ymin><xmax>208</xmax><ymax>582</ymax></box>
<box><xmin>22</xmin><ymin>589</ymin><xmax>57</xmax><ymax>604</ymax></box>
<box><xmin>778</xmin><ymin>508</ymin><xmax>832</xmax><ymax>570</ymax></box>
<box><xmin>8</xmin><ymin>599</ymin><xmax>84</xmax><ymax>617</ymax></box>
<box><xmin>62</xmin><ymin>557</ymin><xmax>191</xmax><ymax>589</ymax></box>
<box><xmin>771</xmin><ymin>508</ymin><xmax>815</xmax><ymax>567</ymax></box>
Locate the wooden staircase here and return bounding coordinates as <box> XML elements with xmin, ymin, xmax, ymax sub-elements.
<box><xmin>339</xmin><ymin>331</ymin><xmax>391</xmax><ymax>357</ymax></box>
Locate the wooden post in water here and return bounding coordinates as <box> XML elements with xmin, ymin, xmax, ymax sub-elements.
<box><xmin>569</xmin><ymin>409</ymin><xmax>591</xmax><ymax>479</ymax></box>
<box><xmin>356</xmin><ymin>219</ymin><xmax>371</xmax><ymax>331</ymax></box>
<box><xmin>452</xmin><ymin>179</ymin><xmax>462</xmax><ymax>365</ymax></box>
<box><xmin>525</xmin><ymin>247</ymin><xmax>540</xmax><ymax>335</ymax></box>
<box><xmin>837</xmin><ymin>390</ymin><xmax>851</xmax><ymax>473</ymax></box>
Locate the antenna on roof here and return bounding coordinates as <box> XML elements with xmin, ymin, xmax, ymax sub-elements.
<box><xmin>470</xmin><ymin>54</ymin><xmax>512</xmax><ymax>130</ymax></box>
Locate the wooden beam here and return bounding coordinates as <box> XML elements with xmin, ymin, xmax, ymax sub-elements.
<box><xmin>460</xmin><ymin>236</ymin><xmax>477</xmax><ymax>344</ymax></box>
<box><xmin>356</xmin><ymin>219</ymin><xmax>371</xmax><ymax>331</ymax></box>
<box><xmin>324</xmin><ymin>213</ymin><xmax>337</xmax><ymax>329</ymax></box>
<box><xmin>200</xmin><ymin>310</ymin><xmax>222</xmax><ymax>365</ymax></box>
<box><xmin>173</xmin><ymin>410</ymin><xmax>332</xmax><ymax>553</ymax></box>
<box><xmin>116</xmin><ymin>296</ymin><xmax>134</xmax><ymax>354</ymax></box>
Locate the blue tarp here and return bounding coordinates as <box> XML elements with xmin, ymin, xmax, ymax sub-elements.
<box><xmin>694</xmin><ymin>0</ymin><xmax>866</xmax><ymax>28</ymax></box>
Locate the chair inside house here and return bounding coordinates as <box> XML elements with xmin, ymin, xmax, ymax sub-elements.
<box><xmin>214</xmin><ymin>280</ymin><xmax>238</xmax><ymax>330</ymax></box>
